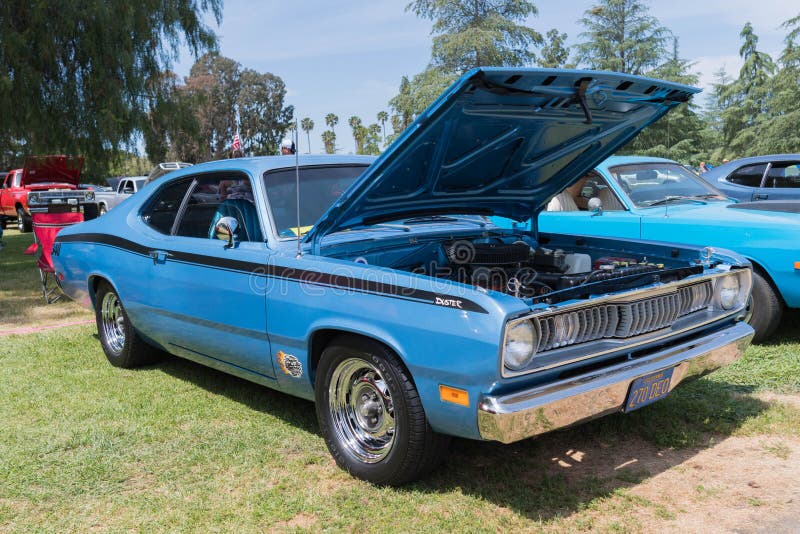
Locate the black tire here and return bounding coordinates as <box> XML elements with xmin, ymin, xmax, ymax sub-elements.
<box><xmin>16</xmin><ymin>207</ymin><xmax>32</xmax><ymax>232</ymax></box>
<box><xmin>315</xmin><ymin>336</ymin><xmax>450</xmax><ymax>485</ymax></box>
<box><xmin>95</xmin><ymin>280</ymin><xmax>163</xmax><ymax>368</ymax></box>
<box><xmin>83</xmin><ymin>203</ymin><xmax>99</xmax><ymax>220</ymax></box>
<box><xmin>748</xmin><ymin>270</ymin><xmax>783</xmax><ymax>343</ymax></box>
<box><xmin>0</xmin><ymin>218</ymin><xmax>7</xmax><ymax>229</ymax></box>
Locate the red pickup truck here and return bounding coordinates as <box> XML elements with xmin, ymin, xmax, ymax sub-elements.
<box><xmin>0</xmin><ymin>155</ymin><xmax>88</xmax><ymax>232</ymax></box>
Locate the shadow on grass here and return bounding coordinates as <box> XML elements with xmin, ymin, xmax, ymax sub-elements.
<box><xmin>150</xmin><ymin>351</ymin><xmax>770</xmax><ymax>521</ymax></box>
<box><xmin>757</xmin><ymin>309</ymin><xmax>800</xmax><ymax>346</ymax></box>
<box><xmin>156</xmin><ymin>355</ymin><xmax>319</xmax><ymax>436</ymax></box>
<box><xmin>410</xmin><ymin>379</ymin><xmax>770</xmax><ymax>521</ymax></box>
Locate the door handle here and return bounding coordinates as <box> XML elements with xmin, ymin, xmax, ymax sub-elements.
<box><xmin>149</xmin><ymin>250</ymin><xmax>172</xmax><ymax>264</ymax></box>
<box><xmin>753</xmin><ymin>194</ymin><xmax>768</xmax><ymax>200</ymax></box>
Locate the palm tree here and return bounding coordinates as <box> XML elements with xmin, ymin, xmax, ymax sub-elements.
<box><xmin>321</xmin><ymin>130</ymin><xmax>336</xmax><ymax>154</ymax></box>
<box><xmin>348</xmin><ymin>116</ymin><xmax>363</xmax><ymax>153</ymax></box>
<box><xmin>300</xmin><ymin>117</ymin><xmax>314</xmax><ymax>153</ymax></box>
<box><xmin>324</xmin><ymin>113</ymin><xmax>339</xmax><ymax>136</ymax></box>
<box><xmin>377</xmin><ymin>111</ymin><xmax>389</xmax><ymax>143</ymax></box>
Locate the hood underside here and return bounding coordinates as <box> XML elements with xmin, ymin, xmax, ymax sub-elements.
<box><xmin>307</xmin><ymin>68</ymin><xmax>699</xmax><ymax>249</ymax></box>
<box><xmin>22</xmin><ymin>155</ymin><xmax>83</xmax><ymax>186</ymax></box>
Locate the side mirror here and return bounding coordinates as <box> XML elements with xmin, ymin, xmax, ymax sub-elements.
<box><xmin>214</xmin><ymin>216</ymin><xmax>239</xmax><ymax>248</ymax></box>
<box><xmin>588</xmin><ymin>197</ymin><xmax>603</xmax><ymax>216</ymax></box>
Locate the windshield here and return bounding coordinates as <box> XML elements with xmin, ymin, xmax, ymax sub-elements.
<box><xmin>608</xmin><ymin>163</ymin><xmax>727</xmax><ymax>207</ymax></box>
<box><xmin>263</xmin><ymin>165</ymin><xmax>367</xmax><ymax>238</ymax></box>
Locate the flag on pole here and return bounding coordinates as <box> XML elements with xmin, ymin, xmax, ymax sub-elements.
<box><xmin>232</xmin><ymin>133</ymin><xmax>241</xmax><ymax>153</ymax></box>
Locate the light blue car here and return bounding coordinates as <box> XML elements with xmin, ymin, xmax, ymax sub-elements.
<box><xmin>528</xmin><ymin>156</ymin><xmax>800</xmax><ymax>341</ymax></box>
<box><xmin>53</xmin><ymin>69</ymin><xmax>755</xmax><ymax>485</ymax></box>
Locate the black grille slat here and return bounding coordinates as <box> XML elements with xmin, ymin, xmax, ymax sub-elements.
<box><xmin>532</xmin><ymin>282</ymin><xmax>714</xmax><ymax>354</ymax></box>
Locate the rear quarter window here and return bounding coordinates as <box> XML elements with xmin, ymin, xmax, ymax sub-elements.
<box><xmin>726</xmin><ymin>163</ymin><xmax>766</xmax><ymax>187</ymax></box>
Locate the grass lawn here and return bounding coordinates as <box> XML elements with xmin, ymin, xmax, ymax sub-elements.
<box><xmin>1</xmin><ymin>226</ymin><xmax>799</xmax><ymax>531</ymax></box>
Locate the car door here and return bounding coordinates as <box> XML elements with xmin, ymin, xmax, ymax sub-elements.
<box><xmin>136</xmin><ymin>171</ymin><xmax>275</xmax><ymax>378</ymax></box>
<box><xmin>756</xmin><ymin>161</ymin><xmax>800</xmax><ymax>200</ymax></box>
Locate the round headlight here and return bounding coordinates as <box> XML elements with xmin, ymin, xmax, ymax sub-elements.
<box><xmin>504</xmin><ymin>320</ymin><xmax>537</xmax><ymax>371</ymax></box>
<box><xmin>28</xmin><ymin>193</ymin><xmax>39</xmax><ymax>204</ymax></box>
<box><xmin>717</xmin><ymin>275</ymin><xmax>741</xmax><ymax>310</ymax></box>
<box><xmin>85</xmin><ymin>191</ymin><xmax>95</xmax><ymax>201</ymax></box>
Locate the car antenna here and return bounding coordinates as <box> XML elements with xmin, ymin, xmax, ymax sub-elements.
<box><xmin>294</xmin><ymin>119</ymin><xmax>302</xmax><ymax>258</ymax></box>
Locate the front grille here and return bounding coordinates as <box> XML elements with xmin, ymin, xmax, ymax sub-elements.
<box><xmin>534</xmin><ymin>281</ymin><xmax>713</xmax><ymax>352</ymax></box>
<box><xmin>37</xmin><ymin>190</ymin><xmax>83</xmax><ymax>199</ymax></box>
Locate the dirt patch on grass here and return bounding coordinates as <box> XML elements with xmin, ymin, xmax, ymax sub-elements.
<box><xmin>538</xmin><ymin>432</ymin><xmax>800</xmax><ymax>532</ymax></box>
<box><xmin>271</xmin><ymin>512</ymin><xmax>318</xmax><ymax>531</ymax></box>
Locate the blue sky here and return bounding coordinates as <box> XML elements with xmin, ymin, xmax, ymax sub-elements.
<box><xmin>172</xmin><ymin>0</ymin><xmax>799</xmax><ymax>154</ymax></box>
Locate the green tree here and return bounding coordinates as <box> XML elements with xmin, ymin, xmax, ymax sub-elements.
<box><xmin>168</xmin><ymin>53</ymin><xmax>292</xmax><ymax>161</ymax></box>
<box><xmin>716</xmin><ymin>23</ymin><xmax>776</xmax><ymax>158</ymax></box>
<box><xmin>321</xmin><ymin>130</ymin><xmax>336</xmax><ymax>154</ymax></box>
<box><xmin>377</xmin><ymin>111</ymin><xmax>389</xmax><ymax>143</ymax></box>
<box><xmin>388</xmin><ymin>69</ymin><xmax>458</xmax><ymax>141</ymax></box>
<box><xmin>237</xmin><ymin>69</ymin><xmax>294</xmax><ymax>156</ymax></box>
<box><xmin>757</xmin><ymin>14</ymin><xmax>800</xmax><ymax>154</ymax></box>
<box><xmin>538</xmin><ymin>29</ymin><xmax>571</xmax><ymax>68</ymax></box>
<box><xmin>300</xmin><ymin>118</ymin><xmax>314</xmax><ymax>153</ymax></box>
<box><xmin>325</xmin><ymin>113</ymin><xmax>339</xmax><ymax>136</ymax></box>
<box><xmin>0</xmin><ymin>0</ymin><xmax>221</xmax><ymax>175</ymax></box>
<box><xmin>363</xmin><ymin>124</ymin><xmax>383</xmax><ymax>155</ymax></box>
<box><xmin>182</xmin><ymin>53</ymin><xmax>241</xmax><ymax>160</ymax></box>
<box><xmin>620</xmin><ymin>38</ymin><xmax>709</xmax><ymax>163</ymax></box>
<box><xmin>348</xmin><ymin>116</ymin><xmax>364</xmax><ymax>153</ymax></box>
<box><xmin>576</xmin><ymin>0</ymin><xmax>670</xmax><ymax>75</ymax></box>
<box><xmin>407</xmin><ymin>0</ymin><xmax>543</xmax><ymax>73</ymax></box>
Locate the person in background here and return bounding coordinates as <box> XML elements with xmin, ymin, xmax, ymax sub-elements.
<box><xmin>698</xmin><ymin>162</ymin><xmax>709</xmax><ymax>173</ymax></box>
<box><xmin>280</xmin><ymin>138</ymin><xmax>296</xmax><ymax>155</ymax></box>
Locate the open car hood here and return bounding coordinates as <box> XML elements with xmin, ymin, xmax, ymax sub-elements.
<box><xmin>22</xmin><ymin>155</ymin><xmax>83</xmax><ymax>186</ymax></box>
<box><xmin>306</xmin><ymin>68</ymin><xmax>698</xmax><ymax>250</ymax></box>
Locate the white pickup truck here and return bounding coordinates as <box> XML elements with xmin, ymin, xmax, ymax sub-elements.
<box><xmin>96</xmin><ymin>163</ymin><xmax>192</xmax><ymax>215</ymax></box>
<box><xmin>94</xmin><ymin>177</ymin><xmax>146</xmax><ymax>214</ymax></box>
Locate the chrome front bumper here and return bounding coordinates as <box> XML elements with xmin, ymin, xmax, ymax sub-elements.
<box><xmin>478</xmin><ymin>321</ymin><xmax>754</xmax><ymax>443</ymax></box>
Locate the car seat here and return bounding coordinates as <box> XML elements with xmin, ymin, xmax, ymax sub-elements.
<box><xmin>546</xmin><ymin>191</ymin><xmax>579</xmax><ymax>212</ymax></box>
<box><xmin>598</xmin><ymin>187</ymin><xmax>625</xmax><ymax>211</ymax></box>
<box><xmin>207</xmin><ymin>199</ymin><xmax>263</xmax><ymax>242</ymax></box>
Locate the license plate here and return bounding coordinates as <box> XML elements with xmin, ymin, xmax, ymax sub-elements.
<box><xmin>624</xmin><ymin>368</ymin><xmax>674</xmax><ymax>412</ymax></box>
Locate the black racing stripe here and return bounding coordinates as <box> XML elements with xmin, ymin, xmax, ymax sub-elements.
<box><xmin>56</xmin><ymin>232</ymin><xmax>151</xmax><ymax>256</ymax></box>
<box><xmin>57</xmin><ymin>232</ymin><xmax>489</xmax><ymax>314</ymax></box>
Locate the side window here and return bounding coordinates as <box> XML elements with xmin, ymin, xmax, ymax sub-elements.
<box><xmin>766</xmin><ymin>162</ymin><xmax>800</xmax><ymax>188</ymax></box>
<box><xmin>174</xmin><ymin>173</ymin><xmax>263</xmax><ymax>242</ymax></box>
<box><xmin>121</xmin><ymin>180</ymin><xmax>135</xmax><ymax>194</ymax></box>
<box><xmin>726</xmin><ymin>164</ymin><xmax>766</xmax><ymax>187</ymax></box>
<box><xmin>141</xmin><ymin>179</ymin><xmax>193</xmax><ymax>234</ymax></box>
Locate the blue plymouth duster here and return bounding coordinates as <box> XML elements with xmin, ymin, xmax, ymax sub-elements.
<box><xmin>532</xmin><ymin>156</ymin><xmax>800</xmax><ymax>342</ymax></box>
<box><xmin>53</xmin><ymin>68</ymin><xmax>754</xmax><ymax>485</ymax></box>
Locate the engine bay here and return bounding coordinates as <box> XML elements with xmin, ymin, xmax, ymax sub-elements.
<box><xmin>333</xmin><ymin>233</ymin><xmax>703</xmax><ymax>304</ymax></box>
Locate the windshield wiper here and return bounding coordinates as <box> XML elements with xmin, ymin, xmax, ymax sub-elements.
<box><xmin>402</xmin><ymin>215</ymin><xmax>487</xmax><ymax>227</ymax></box>
<box><xmin>643</xmin><ymin>195</ymin><xmax>708</xmax><ymax>207</ymax></box>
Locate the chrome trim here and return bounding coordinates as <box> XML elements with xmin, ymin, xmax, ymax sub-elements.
<box><xmin>328</xmin><ymin>358</ymin><xmax>395</xmax><ymax>463</ymax></box>
<box><xmin>501</xmin><ymin>269</ymin><xmax>751</xmax><ymax>378</ymax></box>
<box><xmin>480</xmin><ymin>321</ymin><xmax>754</xmax><ymax>443</ymax></box>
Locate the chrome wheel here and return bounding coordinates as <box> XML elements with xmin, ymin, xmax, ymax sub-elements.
<box><xmin>100</xmin><ymin>291</ymin><xmax>126</xmax><ymax>356</ymax></box>
<box><xmin>328</xmin><ymin>358</ymin><xmax>395</xmax><ymax>463</ymax></box>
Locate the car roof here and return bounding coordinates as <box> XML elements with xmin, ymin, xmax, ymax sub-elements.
<box><xmin>597</xmin><ymin>155</ymin><xmax>678</xmax><ymax>172</ymax></box>
<box><xmin>705</xmin><ymin>154</ymin><xmax>800</xmax><ymax>178</ymax></box>
<box><xmin>164</xmin><ymin>155</ymin><xmax>377</xmax><ymax>179</ymax></box>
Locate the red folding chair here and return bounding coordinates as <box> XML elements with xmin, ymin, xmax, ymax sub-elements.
<box><xmin>31</xmin><ymin>212</ymin><xmax>84</xmax><ymax>303</ymax></box>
